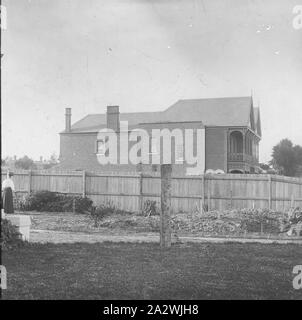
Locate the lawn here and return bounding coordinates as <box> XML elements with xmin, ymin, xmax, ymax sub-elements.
<box><xmin>2</xmin><ymin>242</ymin><xmax>302</xmax><ymax>299</ymax></box>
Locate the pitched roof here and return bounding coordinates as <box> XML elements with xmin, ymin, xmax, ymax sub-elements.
<box><xmin>63</xmin><ymin>96</ymin><xmax>254</xmax><ymax>133</ymax></box>
<box><xmin>162</xmin><ymin>96</ymin><xmax>253</xmax><ymax>126</ymax></box>
<box><xmin>69</xmin><ymin>112</ymin><xmax>163</xmax><ymax>133</ymax></box>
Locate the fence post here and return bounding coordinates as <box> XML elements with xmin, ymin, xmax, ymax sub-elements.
<box><xmin>291</xmin><ymin>194</ymin><xmax>295</xmax><ymax>208</ymax></box>
<box><xmin>230</xmin><ymin>189</ymin><xmax>233</xmax><ymax>209</ymax></box>
<box><xmin>268</xmin><ymin>175</ymin><xmax>272</xmax><ymax>210</ymax></box>
<box><xmin>160</xmin><ymin>164</ymin><xmax>172</xmax><ymax>248</ymax></box>
<box><xmin>207</xmin><ymin>176</ymin><xmax>211</xmax><ymax>212</ymax></box>
<box><xmin>139</xmin><ymin>173</ymin><xmax>143</xmax><ymax>214</ymax></box>
<box><xmin>82</xmin><ymin>170</ymin><xmax>86</xmax><ymax>197</ymax></box>
<box><xmin>28</xmin><ymin>170</ymin><xmax>32</xmax><ymax>194</ymax></box>
<box><xmin>200</xmin><ymin>174</ymin><xmax>205</xmax><ymax>214</ymax></box>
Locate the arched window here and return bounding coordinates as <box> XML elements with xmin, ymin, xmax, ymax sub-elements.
<box><xmin>229</xmin><ymin>131</ymin><xmax>243</xmax><ymax>154</ymax></box>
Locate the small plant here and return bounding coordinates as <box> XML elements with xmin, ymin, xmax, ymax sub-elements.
<box><xmin>90</xmin><ymin>202</ymin><xmax>116</xmax><ymax>227</ymax></box>
<box><xmin>143</xmin><ymin>200</ymin><xmax>159</xmax><ymax>216</ymax></box>
<box><xmin>285</xmin><ymin>207</ymin><xmax>302</xmax><ymax>236</ymax></box>
<box><xmin>1</xmin><ymin>219</ymin><xmax>24</xmax><ymax>250</ymax></box>
<box><xmin>239</xmin><ymin>209</ymin><xmax>282</xmax><ymax>234</ymax></box>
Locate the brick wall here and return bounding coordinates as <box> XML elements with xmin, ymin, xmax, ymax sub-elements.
<box><xmin>205</xmin><ymin>127</ymin><xmax>228</xmax><ymax>172</ymax></box>
<box><xmin>59</xmin><ymin>133</ymin><xmax>136</xmax><ymax>172</ymax></box>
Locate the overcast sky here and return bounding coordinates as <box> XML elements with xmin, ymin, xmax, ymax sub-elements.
<box><xmin>2</xmin><ymin>0</ymin><xmax>302</xmax><ymax>162</ymax></box>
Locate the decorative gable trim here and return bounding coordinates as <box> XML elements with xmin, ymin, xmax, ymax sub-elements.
<box><xmin>249</xmin><ymin>97</ymin><xmax>256</xmax><ymax>132</ymax></box>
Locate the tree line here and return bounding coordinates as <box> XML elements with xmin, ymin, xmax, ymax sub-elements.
<box><xmin>261</xmin><ymin>139</ymin><xmax>302</xmax><ymax>177</ymax></box>
<box><xmin>1</xmin><ymin>153</ymin><xmax>59</xmax><ymax>171</ymax></box>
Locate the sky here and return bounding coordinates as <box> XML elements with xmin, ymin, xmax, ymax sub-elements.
<box><xmin>1</xmin><ymin>0</ymin><xmax>302</xmax><ymax>162</ymax></box>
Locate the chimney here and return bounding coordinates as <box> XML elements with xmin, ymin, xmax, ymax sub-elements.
<box><xmin>107</xmin><ymin>106</ymin><xmax>120</xmax><ymax>132</ymax></box>
<box><xmin>65</xmin><ymin>108</ymin><xmax>72</xmax><ymax>132</ymax></box>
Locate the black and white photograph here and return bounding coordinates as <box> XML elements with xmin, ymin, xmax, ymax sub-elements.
<box><xmin>1</xmin><ymin>0</ymin><xmax>302</xmax><ymax>305</ymax></box>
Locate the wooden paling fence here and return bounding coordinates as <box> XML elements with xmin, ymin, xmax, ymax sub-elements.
<box><xmin>1</xmin><ymin>170</ymin><xmax>302</xmax><ymax>212</ymax></box>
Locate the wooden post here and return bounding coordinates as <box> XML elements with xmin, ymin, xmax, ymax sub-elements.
<box><xmin>207</xmin><ymin>177</ymin><xmax>211</xmax><ymax>212</ymax></box>
<box><xmin>268</xmin><ymin>175</ymin><xmax>272</xmax><ymax>210</ymax></box>
<box><xmin>72</xmin><ymin>198</ymin><xmax>76</xmax><ymax>214</ymax></box>
<box><xmin>160</xmin><ymin>164</ymin><xmax>172</xmax><ymax>248</ymax></box>
<box><xmin>291</xmin><ymin>194</ymin><xmax>295</xmax><ymax>208</ymax></box>
<box><xmin>139</xmin><ymin>173</ymin><xmax>143</xmax><ymax>214</ymax></box>
<box><xmin>200</xmin><ymin>174</ymin><xmax>205</xmax><ymax>214</ymax></box>
<box><xmin>28</xmin><ymin>170</ymin><xmax>32</xmax><ymax>194</ymax></box>
<box><xmin>82</xmin><ymin>170</ymin><xmax>86</xmax><ymax>197</ymax></box>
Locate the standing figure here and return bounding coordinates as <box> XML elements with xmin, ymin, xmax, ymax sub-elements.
<box><xmin>2</xmin><ymin>172</ymin><xmax>15</xmax><ymax>214</ymax></box>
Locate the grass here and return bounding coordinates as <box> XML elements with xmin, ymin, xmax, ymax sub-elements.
<box><xmin>2</xmin><ymin>242</ymin><xmax>302</xmax><ymax>299</ymax></box>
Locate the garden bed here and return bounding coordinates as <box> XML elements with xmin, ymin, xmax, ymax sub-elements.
<box><xmin>14</xmin><ymin>191</ymin><xmax>301</xmax><ymax>239</ymax></box>
<box><xmin>17</xmin><ymin>208</ymin><xmax>302</xmax><ymax>240</ymax></box>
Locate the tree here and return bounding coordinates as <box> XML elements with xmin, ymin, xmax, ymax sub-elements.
<box><xmin>294</xmin><ymin>145</ymin><xmax>302</xmax><ymax>177</ymax></box>
<box><xmin>15</xmin><ymin>156</ymin><xmax>36</xmax><ymax>170</ymax></box>
<box><xmin>270</xmin><ymin>139</ymin><xmax>302</xmax><ymax>177</ymax></box>
<box><xmin>43</xmin><ymin>152</ymin><xmax>59</xmax><ymax>169</ymax></box>
<box><xmin>294</xmin><ymin>145</ymin><xmax>302</xmax><ymax>164</ymax></box>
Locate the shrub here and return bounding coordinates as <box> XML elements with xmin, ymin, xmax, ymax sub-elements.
<box><xmin>1</xmin><ymin>219</ymin><xmax>24</xmax><ymax>250</ymax></box>
<box><xmin>89</xmin><ymin>201</ymin><xmax>134</xmax><ymax>227</ymax></box>
<box><xmin>19</xmin><ymin>191</ymin><xmax>57</xmax><ymax>211</ymax></box>
<box><xmin>143</xmin><ymin>200</ymin><xmax>160</xmax><ymax>216</ymax></box>
<box><xmin>90</xmin><ymin>202</ymin><xmax>116</xmax><ymax>227</ymax></box>
<box><xmin>73</xmin><ymin>196</ymin><xmax>94</xmax><ymax>214</ymax></box>
<box><xmin>239</xmin><ymin>209</ymin><xmax>284</xmax><ymax>234</ymax></box>
<box><xmin>19</xmin><ymin>190</ymin><xmax>93</xmax><ymax>213</ymax></box>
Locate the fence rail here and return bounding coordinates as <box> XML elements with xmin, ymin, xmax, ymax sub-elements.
<box><xmin>1</xmin><ymin>170</ymin><xmax>302</xmax><ymax>212</ymax></box>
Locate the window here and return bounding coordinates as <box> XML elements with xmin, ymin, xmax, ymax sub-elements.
<box><xmin>96</xmin><ymin>140</ymin><xmax>105</xmax><ymax>155</ymax></box>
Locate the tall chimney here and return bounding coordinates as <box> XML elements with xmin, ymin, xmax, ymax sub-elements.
<box><xmin>107</xmin><ymin>106</ymin><xmax>120</xmax><ymax>132</ymax></box>
<box><xmin>65</xmin><ymin>108</ymin><xmax>72</xmax><ymax>132</ymax></box>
